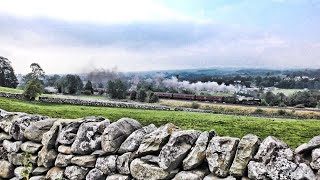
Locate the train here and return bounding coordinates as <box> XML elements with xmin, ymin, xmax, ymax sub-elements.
<box><xmin>154</xmin><ymin>92</ymin><xmax>261</xmax><ymax>105</ymax></box>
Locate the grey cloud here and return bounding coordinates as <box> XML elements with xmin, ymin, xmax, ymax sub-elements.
<box><xmin>0</xmin><ymin>14</ymin><xmax>319</xmax><ymax>74</ymax></box>
<box><xmin>0</xmin><ymin>14</ymin><xmax>220</xmax><ymax>49</ymax></box>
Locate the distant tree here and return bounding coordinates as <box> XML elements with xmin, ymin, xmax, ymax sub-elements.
<box><xmin>136</xmin><ymin>89</ymin><xmax>147</xmax><ymax>102</ymax></box>
<box><xmin>84</xmin><ymin>81</ymin><xmax>94</xmax><ymax>94</ymax></box>
<box><xmin>20</xmin><ymin>63</ymin><xmax>45</xmax><ymax>89</ymax></box>
<box><xmin>23</xmin><ymin>79</ymin><xmax>43</xmax><ymax>101</ymax></box>
<box><xmin>278</xmin><ymin>93</ymin><xmax>286</xmax><ymax>103</ymax></box>
<box><xmin>45</xmin><ymin>74</ymin><xmax>60</xmax><ymax>87</ymax></box>
<box><xmin>148</xmin><ymin>92</ymin><xmax>159</xmax><ymax>103</ymax></box>
<box><xmin>286</xmin><ymin>91</ymin><xmax>318</xmax><ymax>108</ymax></box>
<box><xmin>65</xmin><ymin>75</ymin><xmax>83</xmax><ymax>94</ymax></box>
<box><xmin>92</xmin><ymin>82</ymin><xmax>97</xmax><ymax>89</ymax></box>
<box><xmin>54</xmin><ymin>78</ymin><xmax>64</xmax><ymax>93</ymax></box>
<box><xmin>107</xmin><ymin>79</ymin><xmax>127</xmax><ymax>99</ymax></box>
<box><xmin>22</xmin><ymin>63</ymin><xmax>45</xmax><ymax>97</ymax></box>
<box><xmin>98</xmin><ymin>82</ymin><xmax>104</xmax><ymax>88</ymax></box>
<box><xmin>29</xmin><ymin>63</ymin><xmax>45</xmax><ymax>80</ymax></box>
<box><xmin>130</xmin><ymin>90</ymin><xmax>137</xmax><ymax>100</ymax></box>
<box><xmin>0</xmin><ymin>56</ymin><xmax>18</xmax><ymax>88</ymax></box>
<box><xmin>18</xmin><ymin>74</ymin><xmax>32</xmax><ymax>89</ymax></box>
<box><xmin>168</xmin><ymin>87</ymin><xmax>179</xmax><ymax>93</ymax></box>
<box><xmin>137</xmin><ymin>81</ymin><xmax>154</xmax><ymax>91</ymax></box>
<box><xmin>264</xmin><ymin>91</ymin><xmax>274</xmax><ymax>105</ymax></box>
<box><xmin>260</xmin><ymin>99</ymin><xmax>268</xmax><ymax>106</ymax></box>
<box><xmin>263</xmin><ymin>91</ymin><xmax>281</xmax><ymax>106</ymax></box>
<box><xmin>56</xmin><ymin>74</ymin><xmax>83</xmax><ymax>94</ymax></box>
<box><xmin>255</xmin><ymin>76</ymin><xmax>262</xmax><ymax>86</ymax></box>
<box><xmin>181</xmin><ymin>89</ymin><xmax>194</xmax><ymax>94</ymax></box>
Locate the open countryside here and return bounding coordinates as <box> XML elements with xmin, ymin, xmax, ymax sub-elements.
<box><xmin>1</xmin><ymin>1</ymin><xmax>320</xmax><ymax>179</ymax></box>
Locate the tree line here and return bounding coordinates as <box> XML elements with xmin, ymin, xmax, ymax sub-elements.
<box><xmin>2</xmin><ymin>58</ymin><xmax>159</xmax><ymax>103</ymax></box>
<box><xmin>0</xmin><ymin>56</ymin><xmax>319</xmax><ymax>107</ymax></box>
<box><xmin>0</xmin><ymin>56</ymin><xmax>18</xmax><ymax>88</ymax></box>
<box><xmin>262</xmin><ymin>91</ymin><xmax>320</xmax><ymax>108</ymax></box>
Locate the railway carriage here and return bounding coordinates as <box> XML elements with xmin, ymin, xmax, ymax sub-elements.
<box><xmin>206</xmin><ymin>96</ymin><xmax>224</xmax><ymax>102</ymax></box>
<box><xmin>195</xmin><ymin>95</ymin><xmax>208</xmax><ymax>101</ymax></box>
<box><xmin>154</xmin><ymin>92</ymin><xmax>173</xmax><ymax>99</ymax></box>
<box><xmin>172</xmin><ymin>93</ymin><xmax>196</xmax><ymax>100</ymax></box>
<box><xmin>154</xmin><ymin>92</ymin><xmax>261</xmax><ymax>105</ymax></box>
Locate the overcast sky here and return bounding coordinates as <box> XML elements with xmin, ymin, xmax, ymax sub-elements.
<box><xmin>0</xmin><ymin>0</ymin><xmax>320</xmax><ymax>74</ymax></box>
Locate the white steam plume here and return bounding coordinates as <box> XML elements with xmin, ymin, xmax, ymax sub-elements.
<box><xmin>162</xmin><ymin>77</ymin><xmax>242</xmax><ymax>93</ymax></box>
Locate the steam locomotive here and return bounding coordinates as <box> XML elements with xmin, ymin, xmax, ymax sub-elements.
<box><xmin>154</xmin><ymin>92</ymin><xmax>261</xmax><ymax>105</ymax></box>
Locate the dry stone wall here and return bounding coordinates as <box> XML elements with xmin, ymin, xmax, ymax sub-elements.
<box><xmin>39</xmin><ymin>97</ymin><xmax>173</xmax><ymax>111</ymax></box>
<box><xmin>0</xmin><ymin>92</ymin><xmax>25</xmax><ymax>100</ymax></box>
<box><xmin>0</xmin><ymin>92</ymin><xmax>214</xmax><ymax>113</ymax></box>
<box><xmin>0</xmin><ymin>108</ymin><xmax>320</xmax><ymax>180</ymax></box>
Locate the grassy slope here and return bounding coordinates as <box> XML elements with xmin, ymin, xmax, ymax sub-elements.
<box><xmin>0</xmin><ymin>97</ymin><xmax>319</xmax><ymax>148</ymax></box>
<box><xmin>0</xmin><ymin>87</ymin><xmax>23</xmax><ymax>94</ymax></box>
<box><xmin>0</xmin><ymin>86</ymin><xmax>110</xmax><ymax>100</ymax></box>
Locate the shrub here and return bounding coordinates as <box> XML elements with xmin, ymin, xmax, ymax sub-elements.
<box><xmin>203</xmin><ymin>105</ymin><xmax>212</xmax><ymax>110</ymax></box>
<box><xmin>288</xmin><ymin>110</ymin><xmax>295</xmax><ymax>116</ymax></box>
<box><xmin>294</xmin><ymin>104</ymin><xmax>305</xmax><ymax>108</ymax></box>
<box><xmin>277</xmin><ymin>109</ymin><xmax>287</xmax><ymax>116</ymax></box>
<box><xmin>130</xmin><ymin>90</ymin><xmax>137</xmax><ymax>100</ymax></box>
<box><xmin>20</xmin><ymin>152</ymin><xmax>33</xmax><ymax>180</ymax></box>
<box><xmin>254</xmin><ymin>108</ymin><xmax>264</xmax><ymax>114</ymax></box>
<box><xmin>191</xmin><ymin>102</ymin><xmax>200</xmax><ymax>109</ymax></box>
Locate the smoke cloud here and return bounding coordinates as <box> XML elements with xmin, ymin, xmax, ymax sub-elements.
<box><xmin>86</xmin><ymin>67</ymin><xmax>124</xmax><ymax>85</ymax></box>
<box><xmin>162</xmin><ymin>77</ymin><xmax>242</xmax><ymax>93</ymax></box>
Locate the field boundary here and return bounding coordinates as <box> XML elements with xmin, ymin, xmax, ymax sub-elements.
<box><xmin>1</xmin><ymin>91</ymin><xmax>319</xmax><ymax>120</ymax></box>
<box><xmin>0</xmin><ymin>91</ymin><xmax>25</xmax><ymax>100</ymax></box>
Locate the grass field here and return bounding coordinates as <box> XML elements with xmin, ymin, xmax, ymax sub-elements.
<box><xmin>0</xmin><ymin>86</ymin><xmax>110</xmax><ymax>101</ymax></box>
<box><xmin>160</xmin><ymin>99</ymin><xmax>320</xmax><ymax>119</ymax></box>
<box><xmin>0</xmin><ymin>86</ymin><xmax>23</xmax><ymax>94</ymax></box>
<box><xmin>1</xmin><ymin>86</ymin><xmax>319</xmax><ymax>119</ymax></box>
<box><xmin>272</xmin><ymin>88</ymin><xmax>305</xmax><ymax>96</ymax></box>
<box><xmin>0</xmin><ymin>97</ymin><xmax>319</xmax><ymax>148</ymax></box>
